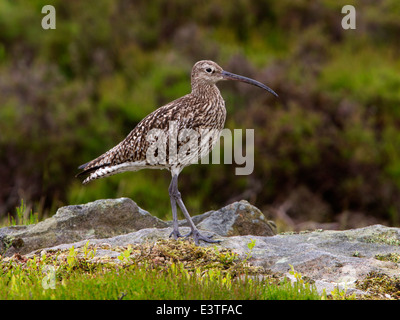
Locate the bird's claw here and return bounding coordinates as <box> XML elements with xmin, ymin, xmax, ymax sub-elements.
<box><xmin>170</xmin><ymin>228</ymin><xmax>220</xmax><ymax>245</ymax></box>
<box><xmin>191</xmin><ymin>229</ymin><xmax>221</xmax><ymax>245</ymax></box>
<box><xmin>169</xmin><ymin>229</ymin><xmax>185</xmax><ymax>240</ymax></box>
<box><xmin>169</xmin><ymin>229</ymin><xmax>192</xmax><ymax>240</ymax></box>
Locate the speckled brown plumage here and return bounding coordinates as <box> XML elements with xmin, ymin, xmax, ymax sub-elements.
<box><xmin>77</xmin><ymin>61</ymin><xmax>227</xmax><ymax>183</ymax></box>
<box><xmin>77</xmin><ymin>60</ymin><xmax>277</xmax><ymax>245</ymax></box>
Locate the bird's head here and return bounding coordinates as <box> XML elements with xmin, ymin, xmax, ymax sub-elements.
<box><xmin>191</xmin><ymin>60</ymin><xmax>278</xmax><ymax>97</ymax></box>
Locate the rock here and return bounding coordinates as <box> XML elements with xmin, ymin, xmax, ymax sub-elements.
<box><xmin>24</xmin><ymin>224</ymin><xmax>400</xmax><ymax>297</ymax></box>
<box><xmin>174</xmin><ymin>200</ymin><xmax>277</xmax><ymax>237</ymax></box>
<box><xmin>0</xmin><ymin>198</ymin><xmax>167</xmax><ymax>256</ymax></box>
<box><xmin>2</xmin><ymin>197</ymin><xmax>399</xmax><ymax>298</ymax></box>
<box><xmin>38</xmin><ymin>227</ymin><xmax>185</xmax><ymax>252</ymax></box>
<box><xmin>221</xmin><ymin>225</ymin><xmax>400</xmax><ymax>296</ymax></box>
<box><xmin>0</xmin><ymin>198</ymin><xmax>274</xmax><ymax>256</ymax></box>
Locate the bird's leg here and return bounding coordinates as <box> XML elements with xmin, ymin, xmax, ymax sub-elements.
<box><xmin>176</xmin><ymin>197</ymin><xmax>220</xmax><ymax>245</ymax></box>
<box><xmin>168</xmin><ymin>176</ymin><xmax>184</xmax><ymax>239</ymax></box>
<box><xmin>170</xmin><ymin>174</ymin><xmax>220</xmax><ymax>245</ymax></box>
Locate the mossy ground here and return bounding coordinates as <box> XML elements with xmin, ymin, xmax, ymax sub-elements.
<box><xmin>2</xmin><ymin>237</ymin><xmax>399</xmax><ymax>300</ymax></box>
<box><xmin>356</xmin><ymin>272</ymin><xmax>400</xmax><ymax>300</ymax></box>
<box><xmin>0</xmin><ymin>240</ymin><xmax>322</xmax><ymax>300</ymax></box>
<box><xmin>350</xmin><ymin>250</ymin><xmax>400</xmax><ymax>300</ymax></box>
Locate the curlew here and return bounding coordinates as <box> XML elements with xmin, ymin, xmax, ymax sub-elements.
<box><xmin>77</xmin><ymin>60</ymin><xmax>278</xmax><ymax>245</ymax></box>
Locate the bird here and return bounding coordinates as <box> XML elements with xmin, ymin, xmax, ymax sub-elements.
<box><xmin>77</xmin><ymin>60</ymin><xmax>278</xmax><ymax>245</ymax></box>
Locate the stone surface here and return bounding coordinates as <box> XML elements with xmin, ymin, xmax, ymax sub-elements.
<box><xmin>221</xmin><ymin>225</ymin><xmax>400</xmax><ymax>295</ymax></box>
<box><xmin>173</xmin><ymin>200</ymin><xmax>277</xmax><ymax>237</ymax></box>
<box><xmin>0</xmin><ymin>198</ymin><xmax>167</xmax><ymax>255</ymax></box>
<box><xmin>1</xmin><ymin>198</ymin><xmax>399</xmax><ymax>297</ymax></box>
<box><xmin>35</xmin><ymin>224</ymin><xmax>400</xmax><ymax>297</ymax></box>
<box><xmin>0</xmin><ymin>198</ymin><xmax>275</xmax><ymax>256</ymax></box>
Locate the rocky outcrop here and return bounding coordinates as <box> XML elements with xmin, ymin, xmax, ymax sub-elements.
<box><xmin>223</xmin><ymin>225</ymin><xmax>400</xmax><ymax>296</ymax></box>
<box><xmin>0</xmin><ymin>198</ymin><xmax>167</xmax><ymax>256</ymax></box>
<box><xmin>26</xmin><ymin>224</ymin><xmax>400</xmax><ymax>298</ymax></box>
<box><xmin>1</xmin><ymin>198</ymin><xmax>399</xmax><ymax>297</ymax></box>
<box><xmin>0</xmin><ymin>198</ymin><xmax>276</xmax><ymax>256</ymax></box>
<box><xmin>173</xmin><ymin>200</ymin><xmax>277</xmax><ymax>237</ymax></box>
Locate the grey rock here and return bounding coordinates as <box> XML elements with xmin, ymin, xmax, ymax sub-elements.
<box><xmin>221</xmin><ymin>225</ymin><xmax>400</xmax><ymax>296</ymax></box>
<box><xmin>0</xmin><ymin>198</ymin><xmax>273</xmax><ymax>256</ymax></box>
<box><xmin>198</xmin><ymin>200</ymin><xmax>277</xmax><ymax>237</ymax></box>
<box><xmin>39</xmin><ymin>227</ymin><xmax>190</xmax><ymax>252</ymax></box>
<box><xmin>2</xmin><ymin>197</ymin><xmax>399</xmax><ymax>297</ymax></box>
<box><xmin>0</xmin><ymin>198</ymin><xmax>167</xmax><ymax>255</ymax></box>
<box><xmin>173</xmin><ymin>200</ymin><xmax>277</xmax><ymax>237</ymax></box>
<box><xmin>28</xmin><ymin>224</ymin><xmax>400</xmax><ymax>297</ymax></box>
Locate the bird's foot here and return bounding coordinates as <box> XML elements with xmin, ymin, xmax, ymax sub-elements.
<box><xmin>190</xmin><ymin>229</ymin><xmax>220</xmax><ymax>245</ymax></box>
<box><xmin>169</xmin><ymin>228</ymin><xmax>185</xmax><ymax>240</ymax></box>
<box><xmin>170</xmin><ymin>227</ymin><xmax>219</xmax><ymax>245</ymax></box>
<box><xmin>169</xmin><ymin>229</ymin><xmax>192</xmax><ymax>240</ymax></box>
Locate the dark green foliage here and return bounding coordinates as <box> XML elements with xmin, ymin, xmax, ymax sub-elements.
<box><xmin>1</xmin><ymin>0</ymin><xmax>400</xmax><ymax>227</ymax></box>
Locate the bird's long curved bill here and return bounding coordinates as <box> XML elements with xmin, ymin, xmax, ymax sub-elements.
<box><xmin>221</xmin><ymin>70</ymin><xmax>278</xmax><ymax>97</ymax></box>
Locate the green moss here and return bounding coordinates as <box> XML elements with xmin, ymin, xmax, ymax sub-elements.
<box><xmin>362</xmin><ymin>230</ymin><xmax>400</xmax><ymax>246</ymax></box>
<box><xmin>356</xmin><ymin>272</ymin><xmax>400</xmax><ymax>300</ymax></box>
<box><xmin>0</xmin><ymin>240</ymin><xmax>321</xmax><ymax>300</ymax></box>
<box><xmin>375</xmin><ymin>253</ymin><xmax>400</xmax><ymax>263</ymax></box>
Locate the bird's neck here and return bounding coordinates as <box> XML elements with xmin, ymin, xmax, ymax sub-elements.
<box><xmin>191</xmin><ymin>81</ymin><xmax>222</xmax><ymax>101</ymax></box>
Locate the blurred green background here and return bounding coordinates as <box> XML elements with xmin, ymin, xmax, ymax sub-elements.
<box><xmin>1</xmin><ymin>0</ymin><xmax>400</xmax><ymax>231</ymax></box>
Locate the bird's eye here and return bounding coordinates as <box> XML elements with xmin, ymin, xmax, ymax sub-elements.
<box><xmin>206</xmin><ymin>68</ymin><xmax>213</xmax><ymax>73</ymax></box>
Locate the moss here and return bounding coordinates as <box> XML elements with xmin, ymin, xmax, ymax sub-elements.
<box><xmin>362</xmin><ymin>230</ymin><xmax>400</xmax><ymax>246</ymax></box>
<box><xmin>0</xmin><ymin>239</ymin><xmax>322</xmax><ymax>300</ymax></box>
<box><xmin>8</xmin><ymin>239</ymin><xmax>266</xmax><ymax>280</ymax></box>
<box><xmin>375</xmin><ymin>253</ymin><xmax>400</xmax><ymax>263</ymax></box>
<box><xmin>120</xmin><ymin>239</ymin><xmax>266</xmax><ymax>278</ymax></box>
<box><xmin>356</xmin><ymin>272</ymin><xmax>400</xmax><ymax>300</ymax></box>
<box><xmin>0</xmin><ymin>235</ymin><xmax>24</xmax><ymax>255</ymax></box>
<box><xmin>1</xmin><ymin>239</ymin><xmax>282</xmax><ymax>290</ymax></box>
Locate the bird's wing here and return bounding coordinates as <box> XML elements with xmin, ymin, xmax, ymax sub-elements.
<box><xmin>76</xmin><ymin>94</ymin><xmax>202</xmax><ymax>177</ymax></box>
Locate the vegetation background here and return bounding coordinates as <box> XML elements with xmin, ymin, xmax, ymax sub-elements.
<box><xmin>1</xmin><ymin>0</ymin><xmax>400</xmax><ymax>231</ymax></box>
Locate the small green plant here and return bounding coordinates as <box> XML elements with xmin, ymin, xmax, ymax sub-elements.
<box><xmin>219</xmin><ymin>250</ymin><xmax>238</xmax><ymax>265</ymax></box>
<box><xmin>66</xmin><ymin>246</ymin><xmax>78</xmax><ymax>270</ymax></box>
<box><xmin>330</xmin><ymin>284</ymin><xmax>356</xmax><ymax>300</ymax></box>
<box><xmin>288</xmin><ymin>264</ymin><xmax>304</xmax><ymax>284</ymax></box>
<box><xmin>243</xmin><ymin>238</ymin><xmax>256</xmax><ymax>264</ymax></box>
<box><xmin>8</xmin><ymin>199</ymin><xmax>38</xmax><ymax>226</ymax></box>
<box><xmin>83</xmin><ymin>241</ymin><xmax>96</xmax><ymax>259</ymax></box>
<box><xmin>212</xmin><ymin>245</ymin><xmax>238</xmax><ymax>265</ymax></box>
<box><xmin>288</xmin><ymin>264</ymin><xmax>325</xmax><ymax>299</ymax></box>
<box><xmin>118</xmin><ymin>245</ymin><xmax>133</xmax><ymax>262</ymax></box>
